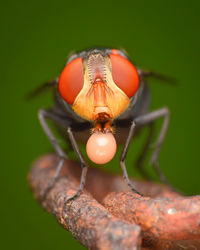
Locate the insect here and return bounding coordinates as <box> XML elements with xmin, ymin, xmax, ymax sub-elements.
<box><xmin>30</xmin><ymin>47</ymin><xmax>174</xmax><ymax>200</ymax></box>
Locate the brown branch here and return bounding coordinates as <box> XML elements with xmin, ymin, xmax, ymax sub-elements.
<box><xmin>28</xmin><ymin>154</ymin><xmax>200</xmax><ymax>250</ymax></box>
<box><xmin>28</xmin><ymin>154</ymin><xmax>141</xmax><ymax>249</ymax></box>
<box><xmin>103</xmin><ymin>193</ymin><xmax>200</xmax><ymax>249</ymax></box>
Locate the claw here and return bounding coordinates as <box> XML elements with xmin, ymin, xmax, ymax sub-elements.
<box><xmin>65</xmin><ymin>189</ymin><xmax>83</xmax><ymax>203</ymax></box>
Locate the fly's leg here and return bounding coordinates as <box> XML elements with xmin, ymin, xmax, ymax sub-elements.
<box><xmin>137</xmin><ymin>69</ymin><xmax>176</xmax><ymax>84</ymax></box>
<box><xmin>134</xmin><ymin>107</ymin><xmax>174</xmax><ymax>189</ymax></box>
<box><xmin>38</xmin><ymin>109</ymin><xmax>68</xmax><ymax>202</ymax></box>
<box><xmin>39</xmin><ymin>109</ymin><xmax>88</xmax><ymax>202</ymax></box>
<box><xmin>120</xmin><ymin>121</ymin><xmax>143</xmax><ymax>196</ymax></box>
<box><xmin>66</xmin><ymin>127</ymin><xmax>88</xmax><ymax>201</ymax></box>
<box><xmin>135</xmin><ymin>122</ymin><xmax>155</xmax><ymax>179</ymax></box>
<box><xmin>28</xmin><ymin>79</ymin><xmax>58</xmax><ymax>99</ymax></box>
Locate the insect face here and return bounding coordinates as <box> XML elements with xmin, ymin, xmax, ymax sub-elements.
<box><xmin>58</xmin><ymin>49</ymin><xmax>140</xmax><ymax>164</ymax></box>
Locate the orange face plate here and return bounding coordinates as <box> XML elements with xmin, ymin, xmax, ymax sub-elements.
<box><xmin>71</xmin><ymin>54</ymin><xmax>131</xmax><ymax>121</ymax></box>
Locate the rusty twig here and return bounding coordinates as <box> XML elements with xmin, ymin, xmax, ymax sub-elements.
<box><xmin>28</xmin><ymin>154</ymin><xmax>200</xmax><ymax>250</ymax></box>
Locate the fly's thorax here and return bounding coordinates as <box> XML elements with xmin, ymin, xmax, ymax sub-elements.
<box><xmin>71</xmin><ymin>53</ymin><xmax>130</xmax><ymax>121</ymax></box>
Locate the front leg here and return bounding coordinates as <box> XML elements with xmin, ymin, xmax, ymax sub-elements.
<box><xmin>120</xmin><ymin>121</ymin><xmax>143</xmax><ymax>196</ymax></box>
<box><xmin>67</xmin><ymin>127</ymin><xmax>88</xmax><ymax>201</ymax></box>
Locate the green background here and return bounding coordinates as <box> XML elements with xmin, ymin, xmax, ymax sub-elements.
<box><xmin>1</xmin><ymin>1</ymin><xmax>200</xmax><ymax>249</ymax></box>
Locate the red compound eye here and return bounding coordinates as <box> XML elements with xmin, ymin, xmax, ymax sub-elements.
<box><xmin>110</xmin><ymin>53</ymin><xmax>139</xmax><ymax>98</ymax></box>
<box><xmin>58</xmin><ymin>57</ymin><xmax>84</xmax><ymax>104</ymax></box>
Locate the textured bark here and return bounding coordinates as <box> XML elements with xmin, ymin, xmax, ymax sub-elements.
<box><xmin>28</xmin><ymin>154</ymin><xmax>200</xmax><ymax>250</ymax></box>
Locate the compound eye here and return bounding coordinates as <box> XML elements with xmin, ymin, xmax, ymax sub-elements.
<box><xmin>58</xmin><ymin>57</ymin><xmax>84</xmax><ymax>104</ymax></box>
<box><xmin>110</xmin><ymin>54</ymin><xmax>139</xmax><ymax>98</ymax></box>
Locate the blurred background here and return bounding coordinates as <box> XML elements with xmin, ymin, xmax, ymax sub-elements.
<box><xmin>1</xmin><ymin>0</ymin><xmax>200</xmax><ymax>249</ymax></box>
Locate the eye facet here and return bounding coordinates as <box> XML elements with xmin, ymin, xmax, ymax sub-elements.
<box><xmin>58</xmin><ymin>57</ymin><xmax>84</xmax><ymax>104</ymax></box>
<box><xmin>110</xmin><ymin>53</ymin><xmax>139</xmax><ymax>98</ymax></box>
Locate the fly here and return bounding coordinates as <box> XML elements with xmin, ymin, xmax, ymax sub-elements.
<box><xmin>30</xmin><ymin>47</ymin><xmax>175</xmax><ymax>201</ymax></box>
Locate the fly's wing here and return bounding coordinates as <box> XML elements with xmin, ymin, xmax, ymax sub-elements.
<box><xmin>26</xmin><ymin>79</ymin><xmax>58</xmax><ymax>100</ymax></box>
<box><xmin>137</xmin><ymin>68</ymin><xmax>177</xmax><ymax>85</ymax></box>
